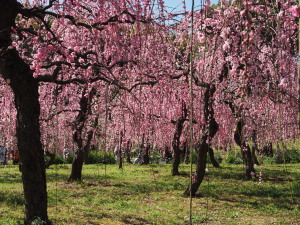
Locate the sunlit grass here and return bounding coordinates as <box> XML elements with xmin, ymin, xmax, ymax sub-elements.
<box><xmin>0</xmin><ymin>162</ymin><xmax>299</xmax><ymax>224</ymax></box>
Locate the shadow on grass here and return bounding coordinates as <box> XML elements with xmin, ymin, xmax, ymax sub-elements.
<box><xmin>0</xmin><ymin>191</ymin><xmax>24</xmax><ymax>206</ymax></box>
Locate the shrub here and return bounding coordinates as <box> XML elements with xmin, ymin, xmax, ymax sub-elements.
<box><xmin>225</xmin><ymin>151</ymin><xmax>243</xmax><ymax>164</ymax></box>
<box><xmin>150</xmin><ymin>150</ymin><xmax>161</xmax><ymax>164</ymax></box>
<box><xmin>207</xmin><ymin>151</ymin><xmax>222</xmax><ymax>164</ymax></box>
<box><xmin>66</xmin><ymin>154</ymin><xmax>74</xmax><ymax>164</ymax></box>
<box><xmin>87</xmin><ymin>151</ymin><xmax>116</xmax><ymax>164</ymax></box>
<box><xmin>273</xmin><ymin>149</ymin><xmax>300</xmax><ymax>164</ymax></box>
<box><xmin>52</xmin><ymin>155</ymin><xmax>65</xmax><ymax>164</ymax></box>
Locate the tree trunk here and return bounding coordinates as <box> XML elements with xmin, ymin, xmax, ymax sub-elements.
<box><xmin>251</xmin><ymin>130</ymin><xmax>260</xmax><ymax>165</ymax></box>
<box><xmin>184</xmin><ymin>142</ymin><xmax>190</xmax><ymax>164</ymax></box>
<box><xmin>68</xmin><ymin>88</ymin><xmax>96</xmax><ymax>182</ymax></box>
<box><xmin>172</xmin><ymin>102</ymin><xmax>187</xmax><ymax>176</ymax></box>
<box><xmin>45</xmin><ymin>150</ymin><xmax>56</xmax><ymax>169</ymax></box>
<box><xmin>0</xmin><ymin>1</ymin><xmax>50</xmax><ymax>223</ymax></box>
<box><xmin>234</xmin><ymin>119</ymin><xmax>256</xmax><ymax>179</ymax></box>
<box><xmin>172</xmin><ymin>143</ymin><xmax>181</xmax><ymax>175</ymax></box>
<box><xmin>142</xmin><ymin>143</ymin><xmax>150</xmax><ymax>165</ymax></box>
<box><xmin>68</xmin><ymin>147</ymin><xmax>85</xmax><ymax>182</ymax></box>
<box><xmin>184</xmin><ymin>85</ymin><xmax>219</xmax><ymax>197</ymax></box>
<box><xmin>208</xmin><ymin>148</ymin><xmax>221</xmax><ymax>168</ymax></box>
<box><xmin>118</xmin><ymin>131</ymin><xmax>123</xmax><ymax>169</ymax></box>
<box><xmin>126</xmin><ymin>140</ymin><xmax>132</xmax><ymax>163</ymax></box>
<box><xmin>184</xmin><ymin>142</ymin><xmax>208</xmax><ymax>196</ymax></box>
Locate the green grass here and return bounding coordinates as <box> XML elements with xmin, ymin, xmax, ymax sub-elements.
<box><xmin>0</xmin><ymin>163</ymin><xmax>299</xmax><ymax>224</ymax></box>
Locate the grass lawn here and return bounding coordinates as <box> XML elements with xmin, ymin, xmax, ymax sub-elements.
<box><xmin>0</xmin><ymin>162</ymin><xmax>299</xmax><ymax>224</ymax></box>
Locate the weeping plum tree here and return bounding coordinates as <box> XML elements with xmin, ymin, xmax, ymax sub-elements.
<box><xmin>0</xmin><ymin>0</ymin><xmax>166</xmax><ymax>223</ymax></box>
<box><xmin>0</xmin><ymin>1</ymin><xmax>50</xmax><ymax>223</ymax></box>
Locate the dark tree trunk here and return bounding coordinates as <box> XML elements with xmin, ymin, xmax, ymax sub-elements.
<box><xmin>164</xmin><ymin>145</ymin><xmax>172</xmax><ymax>163</ymax></box>
<box><xmin>208</xmin><ymin>148</ymin><xmax>221</xmax><ymax>168</ymax></box>
<box><xmin>0</xmin><ymin>1</ymin><xmax>50</xmax><ymax>223</ymax></box>
<box><xmin>83</xmin><ymin>130</ymin><xmax>94</xmax><ymax>164</ymax></box>
<box><xmin>172</xmin><ymin>145</ymin><xmax>181</xmax><ymax>175</ymax></box>
<box><xmin>118</xmin><ymin>131</ymin><xmax>123</xmax><ymax>169</ymax></box>
<box><xmin>184</xmin><ymin>85</ymin><xmax>219</xmax><ymax>197</ymax></box>
<box><xmin>183</xmin><ymin>141</ymin><xmax>190</xmax><ymax>164</ymax></box>
<box><xmin>184</xmin><ymin>142</ymin><xmax>208</xmax><ymax>197</ymax></box>
<box><xmin>142</xmin><ymin>143</ymin><xmax>150</xmax><ymax>165</ymax></box>
<box><xmin>126</xmin><ymin>140</ymin><xmax>132</xmax><ymax>163</ymax></box>
<box><xmin>251</xmin><ymin>130</ymin><xmax>260</xmax><ymax>165</ymax></box>
<box><xmin>68</xmin><ymin>145</ymin><xmax>85</xmax><ymax>182</ymax></box>
<box><xmin>234</xmin><ymin>119</ymin><xmax>256</xmax><ymax>179</ymax></box>
<box><xmin>68</xmin><ymin>88</ymin><xmax>96</xmax><ymax>182</ymax></box>
<box><xmin>45</xmin><ymin>150</ymin><xmax>56</xmax><ymax>169</ymax></box>
<box><xmin>84</xmin><ymin>117</ymin><xmax>98</xmax><ymax>164</ymax></box>
<box><xmin>172</xmin><ymin>102</ymin><xmax>188</xmax><ymax>176</ymax></box>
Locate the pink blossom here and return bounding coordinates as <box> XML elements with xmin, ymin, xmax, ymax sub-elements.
<box><xmin>197</xmin><ymin>60</ymin><xmax>204</xmax><ymax>67</ymax></box>
<box><xmin>290</xmin><ymin>5</ymin><xmax>300</xmax><ymax>17</ymax></box>
<box><xmin>222</xmin><ymin>41</ymin><xmax>230</xmax><ymax>51</ymax></box>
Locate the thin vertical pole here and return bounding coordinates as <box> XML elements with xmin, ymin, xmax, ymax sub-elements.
<box><xmin>189</xmin><ymin>0</ymin><xmax>195</xmax><ymax>224</ymax></box>
<box><xmin>296</xmin><ymin>0</ymin><xmax>300</xmax><ymax>136</ymax></box>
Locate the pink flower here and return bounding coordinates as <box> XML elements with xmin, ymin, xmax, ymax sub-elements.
<box><xmin>290</xmin><ymin>5</ymin><xmax>300</xmax><ymax>17</ymax></box>
<box><xmin>278</xmin><ymin>78</ymin><xmax>287</xmax><ymax>88</ymax></box>
<box><xmin>197</xmin><ymin>60</ymin><xmax>204</xmax><ymax>67</ymax></box>
<box><xmin>222</xmin><ymin>41</ymin><xmax>230</xmax><ymax>52</ymax></box>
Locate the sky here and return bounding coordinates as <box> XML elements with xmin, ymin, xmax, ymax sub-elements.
<box><xmin>163</xmin><ymin>0</ymin><xmax>219</xmax><ymax>12</ymax></box>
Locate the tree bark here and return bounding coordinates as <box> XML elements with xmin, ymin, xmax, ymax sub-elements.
<box><xmin>172</xmin><ymin>102</ymin><xmax>187</xmax><ymax>176</ymax></box>
<box><xmin>126</xmin><ymin>140</ymin><xmax>132</xmax><ymax>163</ymax></box>
<box><xmin>251</xmin><ymin>130</ymin><xmax>260</xmax><ymax>165</ymax></box>
<box><xmin>68</xmin><ymin>88</ymin><xmax>96</xmax><ymax>182</ymax></box>
<box><xmin>0</xmin><ymin>1</ymin><xmax>50</xmax><ymax>223</ymax></box>
<box><xmin>184</xmin><ymin>85</ymin><xmax>219</xmax><ymax>197</ymax></box>
<box><xmin>118</xmin><ymin>131</ymin><xmax>123</xmax><ymax>169</ymax></box>
<box><xmin>45</xmin><ymin>150</ymin><xmax>56</xmax><ymax>169</ymax></box>
<box><xmin>234</xmin><ymin>119</ymin><xmax>256</xmax><ymax>179</ymax></box>
<box><xmin>183</xmin><ymin>141</ymin><xmax>190</xmax><ymax>164</ymax></box>
<box><xmin>141</xmin><ymin>143</ymin><xmax>150</xmax><ymax>165</ymax></box>
<box><xmin>208</xmin><ymin>147</ymin><xmax>221</xmax><ymax>168</ymax></box>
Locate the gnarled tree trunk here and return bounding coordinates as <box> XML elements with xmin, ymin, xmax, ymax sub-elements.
<box><xmin>208</xmin><ymin>147</ymin><xmax>221</xmax><ymax>168</ymax></box>
<box><xmin>184</xmin><ymin>85</ymin><xmax>219</xmax><ymax>196</ymax></box>
<box><xmin>172</xmin><ymin>102</ymin><xmax>187</xmax><ymax>176</ymax></box>
<box><xmin>0</xmin><ymin>1</ymin><xmax>50</xmax><ymax>223</ymax></box>
<box><xmin>234</xmin><ymin>119</ymin><xmax>256</xmax><ymax>179</ymax></box>
<box><xmin>68</xmin><ymin>88</ymin><xmax>96</xmax><ymax>182</ymax></box>
<box><xmin>251</xmin><ymin>130</ymin><xmax>260</xmax><ymax>165</ymax></box>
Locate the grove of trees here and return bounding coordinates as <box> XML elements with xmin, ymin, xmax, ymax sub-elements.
<box><xmin>0</xmin><ymin>0</ymin><xmax>298</xmax><ymax>224</ymax></box>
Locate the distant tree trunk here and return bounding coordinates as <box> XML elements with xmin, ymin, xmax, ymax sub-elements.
<box><xmin>183</xmin><ymin>141</ymin><xmax>190</xmax><ymax>164</ymax></box>
<box><xmin>225</xmin><ymin>100</ymin><xmax>256</xmax><ymax>179</ymax></box>
<box><xmin>251</xmin><ymin>130</ymin><xmax>260</xmax><ymax>165</ymax></box>
<box><xmin>68</xmin><ymin>88</ymin><xmax>96</xmax><ymax>182</ymax></box>
<box><xmin>45</xmin><ymin>150</ymin><xmax>56</xmax><ymax>169</ymax></box>
<box><xmin>84</xmin><ymin>117</ymin><xmax>99</xmax><ymax>164</ymax></box>
<box><xmin>234</xmin><ymin>119</ymin><xmax>256</xmax><ymax>179</ymax></box>
<box><xmin>0</xmin><ymin>1</ymin><xmax>50</xmax><ymax>223</ymax></box>
<box><xmin>172</xmin><ymin>102</ymin><xmax>188</xmax><ymax>176</ymax></box>
<box><xmin>164</xmin><ymin>145</ymin><xmax>172</xmax><ymax>163</ymax></box>
<box><xmin>142</xmin><ymin>143</ymin><xmax>150</xmax><ymax>165</ymax></box>
<box><xmin>184</xmin><ymin>85</ymin><xmax>219</xmax><ymax>196</ymax></box>
<box><xmin>208</xmin><ymin>148</ymin><xmax>221</xmax><ymax>168</ymax></box>
<box><xmin>118</xmin><ymin>131</ymin><xmax>123</xmax><ymax>169</ymax></box>
<box><xmin>126</xmin><ymin>140</ymin><xmax>132</xmax><ymax>163</ymax></box>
